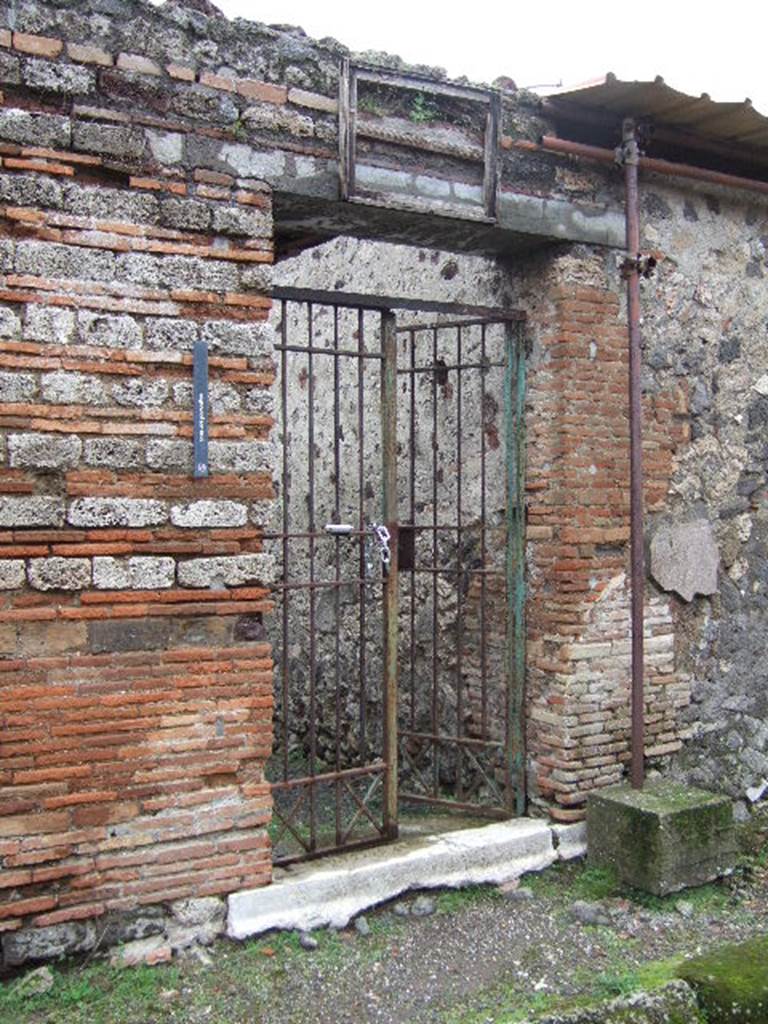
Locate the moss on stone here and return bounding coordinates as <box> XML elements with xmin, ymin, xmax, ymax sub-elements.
<box><xmin>587</xmin><ymin>781</ymin><xmax>736</xmax><ymax>895</ymax></box>
<box><xmin>676</xmin><ymin>936</ymin><xmax>768</xmax><ymax>1023</ymax></box>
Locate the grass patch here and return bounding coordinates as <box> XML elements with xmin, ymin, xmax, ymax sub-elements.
<box><xmin>520</xmin><ymin>861</ymin><xmax>621</xmax><ymax>904</ymax></box>
<box><xmin>436</xmin><ymin>885</ymin><xmax>503</xmax><ymax>914</ymax></box>
<box><xmin>0</xmin><ymin>962</ymin><xmax>182</xmax><ymax>1024</ymax></box>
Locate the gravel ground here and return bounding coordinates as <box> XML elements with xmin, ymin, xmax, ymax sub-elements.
<box><xmin>248</xmin><ymin>863</ymin><xmax>768</xmax><ymax>1024</ymax></box>
<box><xmin>5</xmin><ymin>853</ymin><xmax>766</xmax><ymax>1024</ymax></box>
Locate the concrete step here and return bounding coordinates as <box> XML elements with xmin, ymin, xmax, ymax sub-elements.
<box><xmin>227</xmin><ymin>817</ymin><xmax>585</xmax><ymax>939</ymax></box>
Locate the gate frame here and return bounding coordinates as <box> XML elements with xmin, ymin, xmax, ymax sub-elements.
<box><xmin>270</xmin><ymin>286</ymin><xmax>526</xmax><ymax>863</ymax></box>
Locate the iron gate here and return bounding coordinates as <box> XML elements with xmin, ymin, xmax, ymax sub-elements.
<box><xmin>268</xmin><ymin>288</ymin><xmax>525</xmax><ymax>864</ymax></box>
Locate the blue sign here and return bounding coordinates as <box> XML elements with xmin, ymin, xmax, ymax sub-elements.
<box><xmin>193</xmin><ymin>340</ymin><xmax>209</xmax><ymax>478</ymax></box>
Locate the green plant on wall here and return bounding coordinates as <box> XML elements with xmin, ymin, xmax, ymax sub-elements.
<box><xmin>409</xmin><ymin>92</ymin><xmax>439</xmax><ymax>123</ymax></box>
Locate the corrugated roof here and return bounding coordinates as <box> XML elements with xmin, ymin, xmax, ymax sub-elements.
<box><xmin>544</xmin><ymin>74</ymin><xmax>768</xmax><ymax>160</ymax></box>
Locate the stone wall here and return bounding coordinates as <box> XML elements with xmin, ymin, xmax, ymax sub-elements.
<box><xmin>0</xmin><ymin>0</ymin><xmax>767</xmax><ymax>960</ymax></box>
<box><xmin>637</xmin><ymin>179</ymin><xmax>768</xmax><ymax>816</ymax></box>
<box><xmin>0</xmin><ymin>6</ymin><xmax>281</xmax><ymax>953</ymax></box>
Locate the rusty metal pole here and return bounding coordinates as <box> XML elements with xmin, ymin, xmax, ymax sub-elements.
<box><xmin>622</xmin><ymin>118</ymin><xmax>645</xmax><ymax>790</ymax></box>
<box><xmin>381</xmin><ymin>311</ymin><xmax>399</xmax><ymax>836</ymax></box>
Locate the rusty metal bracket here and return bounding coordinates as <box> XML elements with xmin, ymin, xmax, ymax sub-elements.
<box><xmin>620</xmin><ymin>253</ymin><xmax>657</xmax><ymax>279</ymax></box>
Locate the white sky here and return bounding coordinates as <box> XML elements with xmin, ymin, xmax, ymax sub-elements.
<box><xmin>212</xmin><ymin>0</ymin><xmax>768</xmax><ymax>113</ymax></box>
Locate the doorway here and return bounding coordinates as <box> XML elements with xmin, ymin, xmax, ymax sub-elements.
<box><xmin>267</xmin><ymin>286</ymin><xmax>526</xmax><ymax>864</ymax></box>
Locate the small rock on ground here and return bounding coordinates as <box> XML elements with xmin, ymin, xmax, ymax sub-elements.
<box><xmin>503</xmin><ymin>886</ymin><xmax>535</xmax><ymax>903</ymax></box>
<box><xmin>110</xmin><ymin>934</ymin><xmax>173</xmax><ymax>968</ymax></box>
<box><xmin>299</xmin><ymin>932</ymin><xmax>318</xmax><ymax>950</ymax></box>
<box><xmin>354</xmin><ymin>915</ymin><xmax>371</xmax><ymax>936</ymax></box>
<box><xmin>12</xmin><ymin>965</ymin><xmax>54</xmax><ymax>999</ymax></box>
<box><xmin>569</xmin><ymin>900</ymin><xmax>612</xmax><ymax>927</ymax></box>
<box><xmin>411</xmin><ymin>896</ymin><xmax>436</xmax><ymax>917</ymax></box>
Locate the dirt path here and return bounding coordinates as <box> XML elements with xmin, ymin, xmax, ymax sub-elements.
<box><xmin>3</xmin><ymin>855</ymin><xmax>767</xmax><ymax>1024</ymax></box>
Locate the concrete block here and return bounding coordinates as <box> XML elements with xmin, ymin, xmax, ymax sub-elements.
<box><xmin>587</xmin><ymin>781</ymin><xmax>737</xmax><ymax>895</ymax></box>
<box><xmin>228</xmin><ymin>819</ymin><xmax>555</xmax><ymax>939</ymax></box>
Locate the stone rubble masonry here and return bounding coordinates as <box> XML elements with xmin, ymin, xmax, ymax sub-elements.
<box><xmin>0</xmin><ymin>1</ymin><xmax>283</xmax><ymax>950</ymax></box>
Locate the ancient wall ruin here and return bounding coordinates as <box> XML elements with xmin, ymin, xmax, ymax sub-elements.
<box><xmin>0</xmin><ymin>0</ymin><xmax>766</xmax><ymax>961</ymax></box>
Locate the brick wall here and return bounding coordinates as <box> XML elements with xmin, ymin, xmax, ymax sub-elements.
<box><xmin>521</xmin><ymin>251</ymin><xmax>692</xmax><ymax>821</ymax></box>
<box><xmin>0</xmin><ymin>23</ymin><xmax>283</xmax><ymax>941</ymax></box>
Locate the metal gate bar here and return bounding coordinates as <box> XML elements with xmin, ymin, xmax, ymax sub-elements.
<box><xmin>269</xmin><ymin>294</ymin><xmax>398</xmax><ymax>865</ymax></box>
<box><xmin>397</xmin><ymin>317</ymin><xmax>526</xmax><ymax>816</ymax></box>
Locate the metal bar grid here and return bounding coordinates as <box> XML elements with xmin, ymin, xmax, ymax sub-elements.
<box><xmin>397</xmin><ymin>316</ymin><xmax>524</xmax><ymax>815</ymax></box>
<box><xmin>271</xmin><ymin>297</ymin><xmax>395</xmax><ymax>865</ymax></box>
<box><xmin>271</xmin><ymin>297</ymin><xmax>527</xmax><ymax>864</ymax></box>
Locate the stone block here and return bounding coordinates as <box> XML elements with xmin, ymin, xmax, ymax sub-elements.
<box><xmin>68</xmin><ymin>497</ymin><xmax>168</xmax><ymax>528</ymax></box>
<box><xmin>89</xmin><ymin>617</ymin><xmax>171</xmax><ymax>654</ymax></box>
<box><xmin>0</xmin><ymin>371</ymin><xmax>36</xmax><ymax>403</ymax></box>
<box><xmin>211</xmin><ymin>204</ymin><xmax>270</xmax><ymax>237</ymax></box>
<box><xmin>17</xmin><ymin>240</ymin><xmax>115</xmax><ymax>283</ymax></box>
<box><xmin>0</xmin><ymin>171</ymin><xmax>63</xmax><ymax>209</ymax></box>
<box><xmin>145</xmin><ymin>317</ymin><xmax>199</xmax><ymax>352</ymax></box>
<box><xmin>587</xmin><ymin>781</ymin><xmax>737</xmax><ymax>896</ymax></box>
<box><xmin>158</xmin><ymin>254</ymin><xmax>239</xmax><ymax>292</ymax></box>
<box><xmin>650</xmin><ymin>520</ymin><xmax>719</xmax><ymax>602</ymax></box>
<box><xmin>28</xmin><ymin>557</ymin><xmax>91</xmax><ymax>591</ymax></box>
<box><xmin>677</xmin><ymin>935</ymin><xmax>768</xmax><ymax>1023</ymax></box>
<box><xmin>0</xmin><ymin>108</ymin><xmax>70</xmax><ymax>148</ymax></box>
<box><xmin>0</xmin><ymin>51</ymin><xmax>21</xmax><ymax>84</ymax></box>
<box><xmin>209</xmin><ymin>440</ymin><xmax>271</xmax><ymax>474</ymax></box>
<box><xmin>24</xmin><ymin>305</ymin><xmax>76</xmax><ymax>345</ymax></box>
<box><xmin>77</xmin><ymin>312</ymin><xmax>143</xmax><ymax>349</ymax></box>
<box><xmin>172</xmin><ymin>380</ymin><xmax>240</xmax><ymax>413</ymax></box>
<box><xmin>2</xmin><ymin>921</ymin><xmax>97</xmax><ymax>966</ymax></box>
<box><xmin>0</xmin><ymin>496</ymin><xmax>64</xmax><ymax>527</ymax></box>
<box><xmin>8</xmin><ymin>433</ymin><xmax>82</xmax><ymax>470</ymax></box>
<box><xmin>146</xmin><ymin>438</ymin><xmax>193</xmax><ymax>472</ymax></box>
<box><xmin>147</xmin><ymin>129</ymin><xmax>184</xmax><ymax>165</ymax></box>
<box><xmin>84</xmin><ymin>438</ymin><xmax>144</xmax><ymax>469</ymax></box>
<box><xmin>23</xmin><ymin>58</ymin><xmax>95</xmax><ymax>95</ymax></box>
<box><xmin>93</xmin><ymin>556</ymin><xmax>176</xmax><ymax>590</ymax></box>
<box><xmin>63</xmin><ymin>182</ymin><xmax>158</xmax><ymax>222</ymax></box>
<box><xmin>72</xmin><ymin>121</ymin><xmax>146</xmax><ymax>160</ymax></box>
<box><xmin>116</xmin><ymin>52</ymin><xmax>162</xmax><ymax>76</ymax></box>
<box><xmin>0</xmin><ymin>559</ymin><xmax>25</xmax><ymax>589</ymax></box>
<box><xmin>178</xmin><ymin>553</ymin><xmax>275</xmax><ymax>588</ymax></box>
<box><xmin>110</xmin><ymin>378</ymin><xmax>169</xmax><ymax>408</ymax></box>
<box><xmin>200</xmin><ymin>320</ymin><xmax>272</xmax><ymax>357</ymax></box>
<box><xmin>170</xmin><ymin>500</ymin><xmax>248</xmax><ymax>528</ymax></box>
<box><xmin>41</xmin><ymin>371</ymin><xmax>107</xmax><ymax>406</ymax></box>
<box><xmin>160</xmin><ymin>197</ymin><xmax>211</xmax><ymax>231</ymax></box>
<box><xmin>0</xmin><ymin>306</ymin><xmax>21</xmax><ymax>338</ymax></box>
